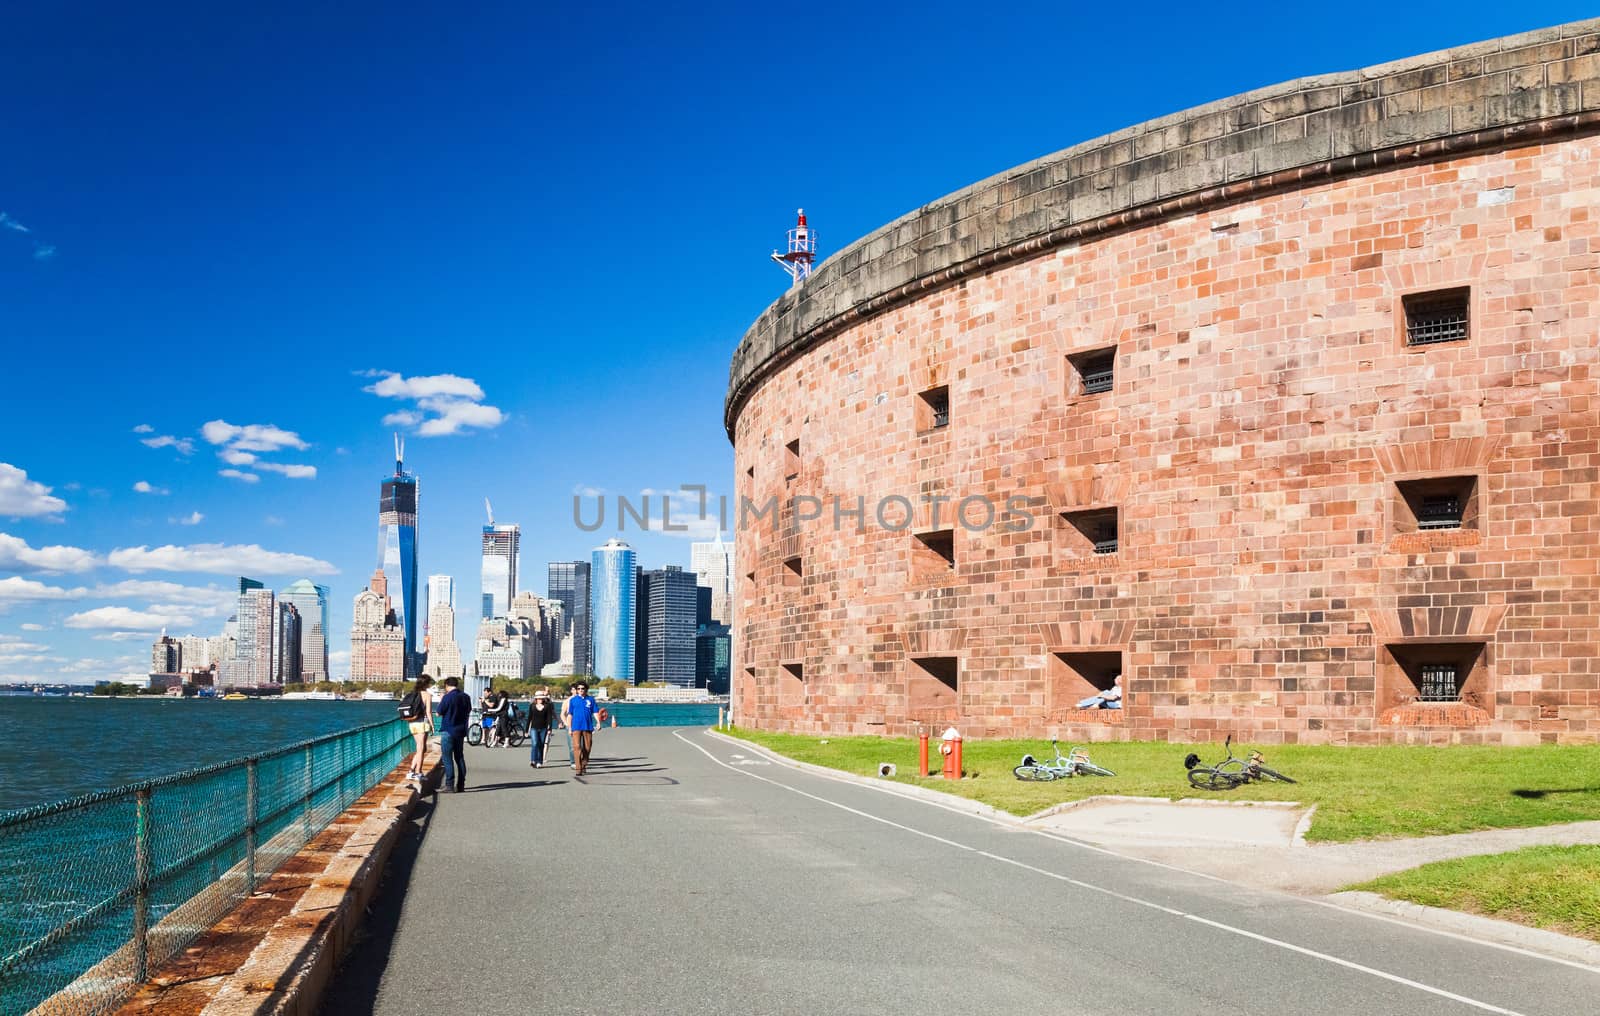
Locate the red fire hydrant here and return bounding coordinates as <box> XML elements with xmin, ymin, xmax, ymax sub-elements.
<box><xmin>940</xmin><ymin>727</ymin><xmax>962</xmax><ymax>780</ymax></box>
<box><xmin>918</xmin><ymin>729</ymin><xmax>930</xmax><ymax>777</ymax></box>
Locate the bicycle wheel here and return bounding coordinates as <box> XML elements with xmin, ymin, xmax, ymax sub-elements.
<box><xmin>1014</xmin><ymin>764</ymin><xmax>1057</xmax><ymax>781</ymax></box>
<box><xmin>1074</xmin><ymin>762</ymin><xmax>1116</xmax><ymax>777</ymax></box>
<box><xmin>1253</xmin><ymin>764</ymin><xmax>1297</xmax><ymax>784</ymax></box>
<box><xmin>1187</xmin><ymin>768</ymin><xmax>1240</xmax><ymax>791</ymax></box>
<box><xmin>507</xmin><ymin>728</ymin><xmax>527</xmax><ymax>748</ymax></box>
<box><xmin>467</xmin><ymin>723</ymin><xmax>483</xmax><ymax>746</ymax></box>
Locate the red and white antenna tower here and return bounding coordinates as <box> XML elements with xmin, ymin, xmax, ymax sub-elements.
<box><xmin>771</xmin><ymin>208</ymin><xmax>817</xmax><ymax>288</ymax></box>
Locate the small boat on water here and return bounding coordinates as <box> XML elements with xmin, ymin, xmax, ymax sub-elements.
<box><xmin>359</xmin><ymin>689</ymin><xmax>396</xmax><ymax>701</ymax></box>
<box><xmin>279</xmin><ymin>691</ymin><xmax>339</xmax><ymax>701</ymax></box>
<box><xmin>222</xmin><ymin>692</ymin><xmax>248</xmax><ymax>700</ymax></box>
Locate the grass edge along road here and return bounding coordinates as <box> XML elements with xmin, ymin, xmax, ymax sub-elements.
<box><xmin>718</xmin><ymin>728</ymin><xmax>1600</xmax><ymax>843</ymax></box>
<box><xmin>1349</xmin><ymin>844</ymin><xmax>1600</xmax><ymax>943</ymax></box>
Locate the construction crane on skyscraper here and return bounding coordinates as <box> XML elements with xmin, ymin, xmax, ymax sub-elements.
<box><xmin>485</xmin><ymin>498</ymin><xmax>494</xmax><ymax>526</ymax></box>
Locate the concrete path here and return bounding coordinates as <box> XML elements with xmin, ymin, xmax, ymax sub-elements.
<box><xmin>1028</xmin><ymin>800</ymin><xmax>1600</xmax><ymax>894</ymax></box>
<box><xmin>324</xmin><ymin>728</ymin><xmax>1600</xmax><ymax>1016</ymax></box>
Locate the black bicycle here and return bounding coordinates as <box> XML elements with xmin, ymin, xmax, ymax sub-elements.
<box><xmin>1183</xmin><ymin>735</ymin><xmax>1296</xmax><ymax>790</ymax></box>
<box><xmin>469</xmin><ymin>705</ymin><xmax>527</xmax><ymax>748</ymax></box>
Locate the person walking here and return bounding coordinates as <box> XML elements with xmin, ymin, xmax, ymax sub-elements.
<box><xmin>527</xmin><ymin>689</ymin><xmax>556</xmax><ymax>768</ymax></box>
<box><xmin>562</xmin><ymin>681</ymin><xmax>600</xmax><ymax>777</ymax></box>
<box><xmin>435</xmin><ymin>676</ymin><xmax>472</xmax><ymax>792</ymax></box>
<box><xmin>399</xmin><ymin>675</ymin><xmax>434</xmax><ymax>786</ymax></box>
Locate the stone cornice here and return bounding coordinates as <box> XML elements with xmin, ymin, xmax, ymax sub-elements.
<box><xmin>725</xmin><ymin>19</ymin><xmax>1600</xmax><ymax>438</ymax></box>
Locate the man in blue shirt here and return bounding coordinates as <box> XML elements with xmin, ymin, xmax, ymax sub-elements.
<box><xmin>561</xmin><ymin>681</ymin><xmax>599</xmax><ymax>777</ymax></box>
<box><xmin>435</xmin><ymin>676</ymin><xmax>472</xmax><ymax>792</ymax></box>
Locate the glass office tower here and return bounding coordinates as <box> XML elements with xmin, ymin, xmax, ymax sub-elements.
<box><xmin>279</xmin><ymin>579</ymin><xmax>331</xmax><ymax>682</ymax></box>
<box><xmin>378</xmin><ymin>439</ymin><xmax>420</xmax><ymax>678</ymax></box>
<box><xmin>548</xmin><ymin>560</ymin><xmax>591</xmax><ymax>674</ymax></box>
<box><xmin>588</xmin><ymin>539</ymin><xmax>635</xmax><ymax>683</ymax></box>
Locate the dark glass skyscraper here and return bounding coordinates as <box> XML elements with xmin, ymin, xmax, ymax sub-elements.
<box><xmin>378</xmin><ymin>436</ymin><xmax>420</xmax><ymax>678</ymax></box>
<box><xmin>547</xmin><ymin>560</ymin><xmax>590</xmax><ymax>674</ymax></box>
<box><xmin>645</xmin><ymin>565</ymin><xmax>699</xmax><ymax>688</ymax></box>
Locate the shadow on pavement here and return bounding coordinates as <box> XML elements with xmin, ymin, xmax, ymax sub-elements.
<box><xmin>317</xmin><ymin>794</ymin><xmax>435</xmax><ymax>1016</ymax></box>
<box><xmin>462</xmin><ymin>780</ymin><xmax>559</xmax><ymax>792</ymax></box>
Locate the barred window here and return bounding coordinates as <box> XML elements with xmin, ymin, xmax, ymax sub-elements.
<box><xmin>1404</xmin><ymin>289</ymin><xmax>1470</xmax><ymax>347</ymax></box>
<box><xmin>1070</xmin><ymin>348</ymin><xmax>1116</xmax><ymax>395</ymax></box>
<box><xmin>1418</xmin><ymin>663</ymin><xmax>1461</xmax><ymax>702</ymax></box>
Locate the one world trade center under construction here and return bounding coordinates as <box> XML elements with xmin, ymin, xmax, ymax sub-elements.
<box><xmin>378</xmin><ymin>434</ymin><xmax>420</xmax><ymax>678</ymax></box>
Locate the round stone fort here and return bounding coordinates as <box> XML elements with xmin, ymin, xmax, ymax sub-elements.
<box><xmin>726</xmin><ymin>20</ymin><xmax>1600</xmax><ymax>745</ymax></box>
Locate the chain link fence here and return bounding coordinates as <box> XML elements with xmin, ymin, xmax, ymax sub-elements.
<box><xmin>0</xmin><ymin>716</ymin><xmax>410</xmax><ymax>1015</ymax></box>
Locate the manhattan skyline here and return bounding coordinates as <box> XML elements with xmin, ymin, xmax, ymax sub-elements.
<box><xmin>2</xmin><ymin>3</ymin><xmax>1585</xmax><ymax>685</ymax></box>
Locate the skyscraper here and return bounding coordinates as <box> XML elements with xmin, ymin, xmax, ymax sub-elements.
<box><xmin>548</xmin><ymin>560</ymin><xmax>590</xmax><ymax>674</ymax></box>
<box><xmin>690</xmin><ymin>537</ymin><xmax>734</xmax><ymax>626</ymax></box>
<box><xmin>634</xmin><ymin>565</ymin><xmax>651</xmax><ymax>684</ymax></box>
<box><xmin>423</xmin><ymin>583</ymin><xmax>464</xmax><ymax>681</ymax></box>
<box><xmin>274</xmin><ymin>601</ymin><xmax>302</xmax><ymax>685</ymax></box>
<box><xmin>589</xmin><ymin>539</ymin><xmax>636</xmax><ymax>684</ymax></box>
<box><xmin>429</xmin><ymin>574</ymin><xmax>455</xmax><ymax>610</ymax></box>
<box><xmin>222</xmin><ymin>580</ymin><xmax>274</xmax><ymax>689</ymax></box>
<box><xmin>279</xmin><ymin>579</ymin><xmax>330</xmax><ymax>682</ymax></box>
<box><xmin>351</xmin><ymin>568</ymin><xmax>405</xmax><ymax>683</ymax></box>
<box><xmin>646</xmin><ymin>565</ymin><xmax>699</xmax><ymax>688</ymax></box>
<box><xmin>481</xmin><ymin>522</ymin><xmax>520</xmax><ymax>619</ymax></box>
<box><xmin>378</xmin><ymin>435</ymin><xmax>420</xmax><ymax>677</ymax></box>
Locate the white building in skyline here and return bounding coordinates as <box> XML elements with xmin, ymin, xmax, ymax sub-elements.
<box><xmin>691</xmin><ymin>537</ymin><xmax>734</xmax><ymax>626</ymax></box>
<box><xmin>481</xmin><ymin>522</ymin><xmax>519</xmax><ymax>619</ymax></box>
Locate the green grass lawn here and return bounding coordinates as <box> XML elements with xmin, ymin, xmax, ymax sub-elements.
<box><xmin>718</xmin><ymin>728</ymin><xmax>1600</xmax><ymax>842</ymax></box>
<box><xmin>1349</xmin><ymin>845</ymin><xmax>1600</xmax><ymax>942</ymax></box>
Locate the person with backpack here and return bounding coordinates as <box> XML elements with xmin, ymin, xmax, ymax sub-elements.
<box><xmin>435</xmin><ymin>676</ymin><xmax>472</xmax><ymax>792</ymax></box>
<box><xmin>399</xmin><ymin>675</ymin><xmax>435</xmax><ymax>786</ymax></box>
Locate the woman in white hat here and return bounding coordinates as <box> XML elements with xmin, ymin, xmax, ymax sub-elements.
<box><xmin>527</xmin><ymin>688</ymin><xmax>557</xmax><ymax>767</ymax></box>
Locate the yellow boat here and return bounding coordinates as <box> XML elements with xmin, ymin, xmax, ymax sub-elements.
<box><xmin>222</xmin><ymin>692</ymin><xmax>248</xmax><ymax>700</ymax></box>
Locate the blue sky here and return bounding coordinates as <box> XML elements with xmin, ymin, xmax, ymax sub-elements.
<box><xmin>1</xmin><ymin>2</ymin><xmax>1589</xmax><ymax>683</ymax></box>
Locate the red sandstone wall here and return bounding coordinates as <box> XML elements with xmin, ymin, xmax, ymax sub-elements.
<box><xmin>732</xmin><ymin>137</ymin><xmax>1600</xmax><ymax>745</ymax></box>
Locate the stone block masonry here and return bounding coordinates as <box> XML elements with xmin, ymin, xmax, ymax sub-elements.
<box><xmin>727</xmin><ymin>20</ymin><xmax>1600</xmax><ymax>744</ymax></box>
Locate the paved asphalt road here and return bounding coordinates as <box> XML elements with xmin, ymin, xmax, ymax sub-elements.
<box><xmin>323</xmin><ymin>727</ymin><xmax>1600</xmax><ymax>1016</ymax></box>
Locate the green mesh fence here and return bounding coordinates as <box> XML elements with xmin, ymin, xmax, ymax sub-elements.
<box><xmin>0</xmin><ymin>716</ymin><xmax>410</xmax><ymax>1015</ymax></box>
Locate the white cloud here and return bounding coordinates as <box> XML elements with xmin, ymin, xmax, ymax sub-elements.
<box><xmin>92</xmin><ymin>632</ymin><xmax>153</xmax><ymax>642</ymax></box>
<box><xmin>0</xmin><ymin>576</ymin><xmax>84</xmax><ymax>601</ymax></box>
<box><xmin>201</xmin><ymin>420</ymin><xmax>308</xmax><ymax>453</ymax></box>
<box><xmin>636</xmin><ymin>487</ymin><xmax>729</xmax><ymax>540</ymax></box>
<box><xmin>0</xmin><ymin>463</ymin><xmax>68</xmax><ymax>518</ymax></box>
<box><xmin>218</xmin><ymin>469</ymin><xmax>259</xmax><ymax>483</ymax></box>
<box><xmin>132</xmin><ymin>424</ymin><xmax>155</xmax><ymax>434</ymax></box>
<box><xmin>263</xmin><ymin>515</ymin><xmax>285</xmax><ymax>526</ymax></box>
<box><xmin>255</xmin><ymin>462</ymin><xmax>316</xmax><ymax>479</ymax></box>
<box><xmin>107</xmin><ymin>542</ymin><xmax>338</xmax><ymax>576</ymax></box>
<box><xmin>33</xmin><ymin>245</ymin><xmax>56</xmax><ymax>262</ymax></box>
<box><xmin>416</xmin><ymin>399</ymin><xmax>505</xmax><ymax>437</ymax></box>
<box><xmin>0</xmin><ymin>576</ymin><xmax>86</xmax><ymax>601</ymax></box>
<box><xmin>363</xmin><ymin>370</ymin><xmax>504</xmax><ymax>437</ymax></box>
<box><xmin>132</xmin><ymin>481</ymin><xmax>169</xmax><ymax>495</ymax></box>
<box><xmin>171</xmin><ymin>511</ymin><xmax>204</xmax><ymax>526</ymax></box>
<box><xmin>20</xmin><ymin>623</ymin><xmax>46</xmax><ymax>631</ymax></box>
<box><xmin>141</xmin><ymin>435</ymin><xmax>196</xmax><ymax>456</ymax></box>
<box><xmin>90</xmin><ymin>580</ymin><xmax>234</xmax><ymax>613</ymax></box>
<box><xmin>364</xmin><ymin>371</ymin><xmax>485</xmax><ymax>401</ymax></box>
<box><xmin>66</xmin><ymin>606</ymin><xmax>194</xmax><ymax>632</ymax></box>
<box><xmin>0</xmin><ymin>212</ymin><xmax>29</xmax><ymax>233</ymax></box>
<box><xmin>0</xmin><ymin>533</ymin><xmax>98</xmax><ymax>573</ymax></box>
<box><xmin>220</xmin><ymin>449</ymin><xmax>257</xmax><ymax>466</ymax></box>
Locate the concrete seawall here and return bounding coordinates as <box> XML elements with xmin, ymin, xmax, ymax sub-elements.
<box><xmin>96</xmin><ymin>760</ymin><xmax>432</xmax><ymax>1016</ymax></box>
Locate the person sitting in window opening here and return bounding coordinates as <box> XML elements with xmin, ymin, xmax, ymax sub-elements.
<box><xmin>1076</xmin><ymin>674</ymin><xmax>1123</xmax><ymax>710</ymax></box>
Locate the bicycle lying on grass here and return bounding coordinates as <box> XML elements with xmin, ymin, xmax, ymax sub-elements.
<box><xmin>1013</xmin><ymin>741</ymin><xmax>1115</xmax><ymax>781</ymax></box>
<box><xmin>1182</xmin><ymin>735</ymin><xmax>1296</xmax><ymax>790</ymax></box>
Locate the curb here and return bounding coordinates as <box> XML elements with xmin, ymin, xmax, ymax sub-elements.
<box><xmin>1326</xmin><ymin>891</ymin><xmax>1600</xmax><ymax>970</ymax></box>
